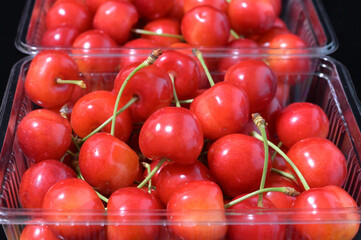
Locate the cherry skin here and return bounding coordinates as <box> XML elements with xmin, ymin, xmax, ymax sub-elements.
<box><xmin>155</xmin><ymin>160</ymin><xmax>215</xmax><ymax>205</ymax></box>
<box><xmin>208</xmin><ymin>133</ymin><xmax>272</xmax><ymax>198</ymax></box>
<box><xmin>40</xmin><ymin>26</ymin><xmax>79</xmax><ymax>47</ymax></box>
<box><xmin>25</xmin><ymin>50</ymin><xmax>81</xmax><ymax>109</ymax></box>
<box><xmin>42</xmin><ymin>178</ymin><xmax>105</xmax><ymax>240</ymax></box>
<box><xmin>227</xmin><ymin>195</ymin><xmax>285</xmax><ymax>240</ymax></box>
<box><xmin>107</xmin><ymin>187</ymin><xmax>162</xmax><ymax>240</ymax></box>
<box><xmin>113</xmin><ymin>63</ymin><xmax>173</xmax><ymax>123</ymax></box>
<box><xmin>256</xmin><ymin>25</ymin><xmax>290</xmax><ymax>47</ymax></box>
<box><xmin>167</xmin><ymin>180</ymin><xmax>227</xmax><ymax>240</ymax></box>
<box><xmin>139</xmin><ymin>107</ymin><xmax>204</xmax><ymax>165</ymax></box>
<box><xmin>154</xmin><ymin>50</ymin><xmax>200</xmax><ymax>100</ymax></box>
<box><xmin>19</xmin><ymin>160</ymin><xmax>76</xmax><ymax>209</ymax></box>
<box><xmin>287</xmin><ymin>137</ymin><xmax>347</xmax><ymax>189</ymax></box>
<box><xmin>183</xmin><ymin>0</ymin><xmax>228</xmax><ymax>13</ymax></box>
<box><xmin>93</xmin><ymin>1</ymin><xmax>139</xmax><ymax>45</ymax></box>
<box><xmin>85</xmin><ymin>0</ymin><xmax>133</xmax><ymax>14</ymax></box>
<box><xmin>181</xmin><ymin>5</ymin><xmax>230</xmax><ymax>47</ymax></box>
<box><xmin>275</xmin><ymin>102</ymin><xmax>329</xmax><ymax>148</ymax></box>
<box><xmin>227</xmin><ymin>0</ymin><xmax>276</xmax><ymax>36</ymax></box>
<box><xmin>16</xmin><ymin>109</ymin><xmax>72</xmax><ymax>163</ymax></box>
<box><xmin>45</xmin><ymin>0</ymin><xmax>92</xmax><ymax>32</ymax></box>
<box><xmin>70</xmin><ymin>90</ymin><xmax>133</xmax><ymax>141</ymax></box>
<box><xmin>79</xmin><ymin>132</ymin><xmax>139</xmax><ymax>196</ymax></box>
<box><xmin>133</xmin><ymin>0</ymin><xmax>174</xmax><ymax>20</ymax></box>
<box><xmin>224</xmin><ymin>59</ymin><xmax>277</xmax><ymax>112</ymax></box>
<box><xmin>20</xmin><ymin>223</ymin><xmax>60</xmax><ymax>240</ymax></box>
<box><xmin>141</xmin><ymin>18</ymin><xmax>181</xmax><ymax>47</ymax></box>
<box><xmin>72</xmin><ymin>29</ymin><xmax>120</xmax><ymax>73</ymax></box>
<box><xmin>190</xmin><ymin>82</ymin><xmax>249</xmax><ymax>141</ymax></box>
<box><xmin>291</xmin><ymin>186</ymin><xmax>359</xmax><ymax>240</ymax></box>
<box><xmin>258</xmin><ymin>96</ymin><xmax>283</xmax><ymax>138</ymax></box>
<box><xmin>168</xmin><ymin>0</ymin><xmax>185</xmax><ymax>20</ymax></box>
<box><xmin>266</xmin><ymin>0</ymin><xmax>281</xmax><ymax>16</ymax></box>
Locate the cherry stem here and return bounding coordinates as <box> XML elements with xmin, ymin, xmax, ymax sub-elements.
<box><xmin>71</xmin><ymin>135</ymin><xmax>81</xmax><ymax>152</ymax></box>
<box><xmin>226</xmin><ymin>0</ymin><xmax>231</xmax><ymax>3</ymax></box>
<box><xmin>192</xmin><ymin>48</ymin><xmax>215</xmax><ymax>87</ymax></box>
<box><xmin>271</xmin><ymin>168</ymin><xmax>297</xmax><ymax>182</ymax></box>
<box><xmin>169</xmin><ymin>72</ymin><xmax>181</xmax><ymax>107</ymax></box>
<box><xmin>224</xmin><ymin>187</ymin><xmax>300</xmax><ymax>209</ymax></box>
<box><xmin>111</xmin><ymin>49</ymin><xmax>162</xmax><ymax>136</ymax></box>
<box><xmin>251</xmin><ymin>131</ymin><xmax>311</xmax><ymax>191</ymax></box>
<box><xmin>252</xmin><ymin>113</ymin><xmax>269</xmax><ymax>208</ymax></box>
<box><xmin>271</xmin><ymin>142</ymin><xmax>283</xmax><ymax>162</ymax></box>
<box><xmin>173</xmin><ymin>99</ymin><xmax>194</xmax><ymax>104</ymax></box>
<box><xmin>230</xmin><ymin>29</ymin><xmax>240</xmax><ymax>39</ymax></box>
<box><xmin>142</xmin><ymin>162</ymin><xmax>152</xmax><ymax>194</ymax></box>
<box><xmin>132</xmin><ymin>29</ymin><xmax>185</xmax><ymax>41</ymax></box>
<box><xmin>56</xmin><ymin>78</ymin><xmax>86</xmax><ymax>89</ymax></box>
<box><xmin>137</xmin><ymin>158</ymin><xmax>166</xmax><ymax>189</ymax></box>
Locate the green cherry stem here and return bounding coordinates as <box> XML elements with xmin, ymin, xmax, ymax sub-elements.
<box><xmin>252</xmin><ymin>113</ymin><xmax>269</xmax><ymax>208</ymax></box>
<box><xmin>271</xmin><ymin>142</ymin><xmax>283</xmax><ymax>162</ymax></box>
<box><xmin>137</xmin><ymin>158</ymin><xmax>167</xmax><ymax>189</ymax></box>
<box><xmin>230</xmin><ymin>29</ymin><xmax>240</xmax><ymax>39</ymax></box>
<box><xmin>271</xmin><ymin>168</ymin><xmax>297</xmax><ymax>182</ymax></box>
<box><xmin>56</xmin><ymin>78</ymin><xmax>86</xmax><ymax>89</ymax></box>
<box><xmin>142</xmin><ymin>162</ymin><xmax>152</xmax><ymax>194</ymax></box>
<box><xmin>111</xmin><ymin>49</ymin><xmax>163</xmax><ymax>136</ymax></box>
<box><xmin>169</xmin><ymin>72</ymin><xmax>181</xmax><ymax>107</ymax></box>
<box><xmin>81</xmin><ymin>96</ymin><xmax>138</xmax><ymax>143</ymax></box>
<box><xmin>174</xmin><ymin>99</ymin><xmax>194</xmax><ymax>104</ymax></box>
<box><xmin>192</xmin><ymin>48</ymin><xmax>215</xmax><ymax>87</ymax></box>
<box><xmin>251</xmin><ymin>131</ymin><xmax>310</xmax><ymax>191</ymax></box>
<box><xmin>224</xmin><ymin>187</ymin><xmax>300</xmax><ymax>209</ymax></box>
<box><xmin>132</xmin><ymin>29</ymin><xmax>185</xmax><ymax>41</ymax></box>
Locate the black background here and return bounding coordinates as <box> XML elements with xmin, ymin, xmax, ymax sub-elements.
<box><xmin>0</xmin><ymin>0</ymin><xmax>360</xmax><ymax>239</ymax></box>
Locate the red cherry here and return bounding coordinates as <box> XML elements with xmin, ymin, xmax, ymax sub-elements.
<box><xmin>265</xmin><ymin>0</ymin><xmax>281</xmax><ymax>16</ymax></box>
<box><xmin>16</xmin><ymin>109</ymin><xmax>72</xmax><ymax>163</ymax></box>
<box><xmin>85</xmin><ymin>0</ymin><xmax>132</xmax><ymax>14</ymax></box>
<box><xmin>42</xmin><ymin>178</ymin><xmax>105</xmax><ymax>240</ymax></box>
<box><xmin>45</xmin><ymin>0</ymin><xmax>92</xmax><ymax>32</ymax></box>
<box><xmin>155</xmin><ymin>160</ymin><xmax>215</xmax><ymax>205</ymax></box>
<box><xmin>19</xmin><ymin>160</ymin><xmax>76</xmax><ymax>209</ymax></box>
<box><xmin>25</xmin><ymin>50</ymin><xmax>81</xmax><ymax>109</ymax></box>
<box><xmin>133</xmin><ymin>0</ymin><xmax>174</xmax><ymax>20</ymax></box>
<box><xmin>141</xmin><ymin>18</ymin><xmax>181</xmax><ymax>47</ymax></box>
<box><xmin>224</xmin><ymin>59</ymin><xmax>277</xmax><ymax>112</ymax></box>
<box><xmin>227</xmin><ymin>0</ymin><xmax>276</xmax><ymax>36</ymax></box>
<box><xmin>190</xmin><ymin>82</ymin><xmax>249</xmax><ymax>140</ymax></box>
<box><xmin>93</xmin><ymin>1</ymin><xmax>139</xmax><ymax>44</ymax></box>
<box><xmin>287</xmin><ymin>137</ymin><xmax>347</xmax><ymax>189</ymax></box>
<box><xmin>292</xmin><ymin>186</ymin><xmax>359</xmax><ymax>240</ymax></box>
<box><xmin>79</xmin><ymin>132</ymin><xmax>139</xmax><ymax>196</ymax></box>
<box><xmin>139</xmin><ymin>107</ymin><xmax>204</xmax><ymax>165</ymax></box>
<box><xmin>181</xmin><ymin>5</ymin><xmax>230</xmax><ymax>47</ymax></box>
<box><xmin>275</xmin><ymin>102</ymin><xmax>329</xmax><ymax>148</ymax></box>
<box><xmin>40</xmin><ymin>26</ymin><xmax>79</xmax><ymax>47</ymax></box>
<box><xmin>183</xmin><ymin>0</ymin><xmax>228</xmax><ymax>13</ymax></box>
<box><xmin>168</xmin><ymin>0</ymin><xmax>185</xmax><ymax>20</ymax></box>
<box><xmin>208</xmin><ymin>133</ymin><xmax>271</xmax><ymax>197</ymax></box>
<box><xmin>167</xmin><ymin>180</ymin><xmax>227</xmax><ymax>240</ymax></box>
<box><xmin>256</xmin><ymin>26</ymin><xmax>290</xmax><ymax>47</ymax></box>
<box><xmin>107</xmin><ymin>187</ymin><xmax>162</xmax><ymax>240</ymax></box>
<box><xmin>20</xmin><ymin>223</ymin><xmax>60</xmax><ymax>240</ymax></box>
<box><xmin>70</xmin><ymin>90</ymin><xmax>133</xmax><ymax>141</ymax></box>
<box><xmin>72</xmin><ymin>29</ymin><xmax>120</xmax><ymax>73</ymax></box>
<box><xmin>258</xmin><ymin>96</ymin><xmax>283</xmax><ymax>137</ymax></box>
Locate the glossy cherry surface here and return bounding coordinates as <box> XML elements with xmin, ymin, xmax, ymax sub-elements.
<box><xmin>20</xmin><ymin>224</ymin><xmax>60</xmax><ymax>240</ymax></box>
<box><xmin>133</xmin><ymin>0</ymin><xmax>173</xmax><ymax>20</ymax></box>
<box><xmin>142</xmin><ymin>18</ymin><xmax>181</xmax><ymax>46</ymax></box>
<box><xmin>40</xmin><ymin>26</ymin><xmax>79</xmax><ymax>47</ymax></box>
<box><xmin>183</xmin><ymin>0</ymin><xmax>228</xmax><ymax>13</ymax></box>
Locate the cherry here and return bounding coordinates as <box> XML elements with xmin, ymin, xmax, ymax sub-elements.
<box><xmin>79</xmin><ymin>132</ymin><xmax>139</xmax><ymax>196</ymax></box>
<box><xmin>70</xmin><ymin>90</ymin><xmax>133</xmax><ymax>141</ymax></box>
<box><xmin>167</xmin><ymin>180</ymin><xmax>227</xmax><ymax>240</ymax></box>
<box><xmin>155</xmin><ymin>160</ymin><xmax>215</xmax><ymax>205</ymax></box>
<box><xmin>224</xmin><ymin>59</ymin><xmax>277</xmax><ymax>112</ymax></box>
<box><xmin>42</xmin><ymin>178</ymin><xmax>105</xmax><ymax>240</ymax></box>
<box><xmin>287</xmin><ymin>137</ymin><xmax>347</xmax><ymax>189</ymax></box>
<box><xmin>85</xmin><ymin>0</ymin><xmax>132</xmax><ymax>14</ymax></box>
<box><xmin>190</xmin><ymin>82</ymin><xmax>249</xmax><ymax>140</ymax></box>
<box><xmin>291</xmin><ymin>185</ymin><xmax>359</xmax><ymax>240</ymax></box>
<box><xmin>16</xmin><ymin>109</ymin><xmax>72</xmax><ymax>163</ymax></box>
<box><xmin>275</xmin><ymin>102</ymin><xmax>329</xmax><ymax>148</ymax></box>
<box><xmin>72</xmin><ymin>29</ymin><xmax>120</xmax><ymax>73</ymax></box>
<box><xmin>181</xmin><ymin>5</ymin><xmax>230</xmax><ymax>47</ymax></box>
<box><xmin>168</xmin><ymin>0</ymin><xmax>185</xmax><ymax>20</ymax></box>
<box><xmin>208</xmin><ymin>133</ymin><xmax>272</xmax><ymax>198</ymax></box>
<box><xmin>45</xmin><ymin>0</ymin><xmax>92</xmax><ymax>32</ymax></box>
<box><xmin>183</xmin><ymin>0</ymin><xmax>228</xmax><ymax>13</ymax></box>
<box><xmin>227</xmin><ymin>0</ymin><xmax>276</xmax><ymax>36</ymax></box>
<box><xmin>133</xmin><ymin>0</ymin><xmax>174</xmax><ymax>20</ymax></box>
<box><xmin>140</xmin><ymin>18</ymin><xmax>181</xmax><ymax>47</ymax></box>
<box><xmin>139</xmin><ymin>107</ymin><xmax>204</xmax><ymax>165</ymax></box>
<box><xmin>93</xmin><ymin>1</ymin><xmax>139</xmax><ymax>45</ymax></box>
<box><xmin>25</xmin><ymin>50</ymin><xmax>82</xmax><ymax>109</ymax></box>
<box><xmin>266</xmin><ymin>0</ymin><xmax>281</xmax><ymax>16</ymax></box>
<box><xmin>256</xmin><ymin>25</ymin><xmax>290</xmax><ymax>47</ymax></box>
<box><xmin>20</xmin><ymin>223</ymin><xmax>60</xmax><ymax>240</ymax></box>
<box><xmin>258</xmin><ymin>96</ymin><xmax>283</xmax><ymax>137</ymax></box>
<box><xmin>107</xmin><ymin>187</ymin><xmax>162</xmax><ymax>239</ymax></box>
<box><xmin>19</xmin><ymin>160</ymin><xmax>76</xmax><ymax>209</ymax></box>
<box><xmin>40</xmin><ymin>26</ymin><xmax>79</xmax><ymax>47</ymax></box>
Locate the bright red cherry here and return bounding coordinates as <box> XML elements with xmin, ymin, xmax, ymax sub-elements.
<box><xmin>287</xmin><ymin>137</ymin><xmax>347</xmax><ymax>189</ymax></box>
<box><xmin>256</xmin><ymin>26</ymin><xmax>290</xmax><ymax>47</ymax></box>
<box><xmin>93</xmin><ymin>1</ymin><xmax>139</xmax><ymax>44</ymax></box>
<box><xmin>40</xmin><ymin>26</ymin><xmax>79</xmax><ymax>47</ymax></box>
<box><xmin>85</xmin><ymin>0</ymin><xmax>132</xmax><ymax>14</ymax></box>
<box><xmin>167</xmin><ymin>180</ymin><xmax>227</xmax><ymax>240</ymax></box>
<box><xmin>139</xmin><ymin>107</ymin><xmax>204</xmax><ymax>165</ymax></box>
<box><xmin>183</xmin><ymin>0</ymin><xmax>228</xmax><ymax>13</ymax></box>
<box><xmin>133</xmin><ymin>0</ymin><xmax>174</xmax><ymax>20</ymax></box>
<box><xmin>16</xmin><ymin>109</ymin><xmax>72</xmax><ymax>163</ymax></box>
<box><xmin>141</xmin><ymin>18</ymin><xmax>181</xmax><ymax>47</ymax></box>
<box><xmin>266</xmin><ymin>0</ymin><xmax>281</xmax><ymax>16</ymax></box>
<box><xmin>181</xmin><ymin>5</ymin><xmax>230</xmax><ymax>47</ymax></box>
<box><xmin>20</xmin><ymin>224</ymin><xmax>60</xmax><ymax>240</ymax></box>
<box><xmin>275</xmin><ymin>102</ymin><xmax>329</xmax><ymax>148</ymax></box>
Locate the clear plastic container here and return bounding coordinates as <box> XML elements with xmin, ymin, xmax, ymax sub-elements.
<box><xmin>0</xmin><ymin>54</ymin><xmax>360</xmax><ymax>239</ymax></box>
<box><xmin>15</xmin><ymin>0</ymin><xmax>338</xmax><ymax>57</ymax></box>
